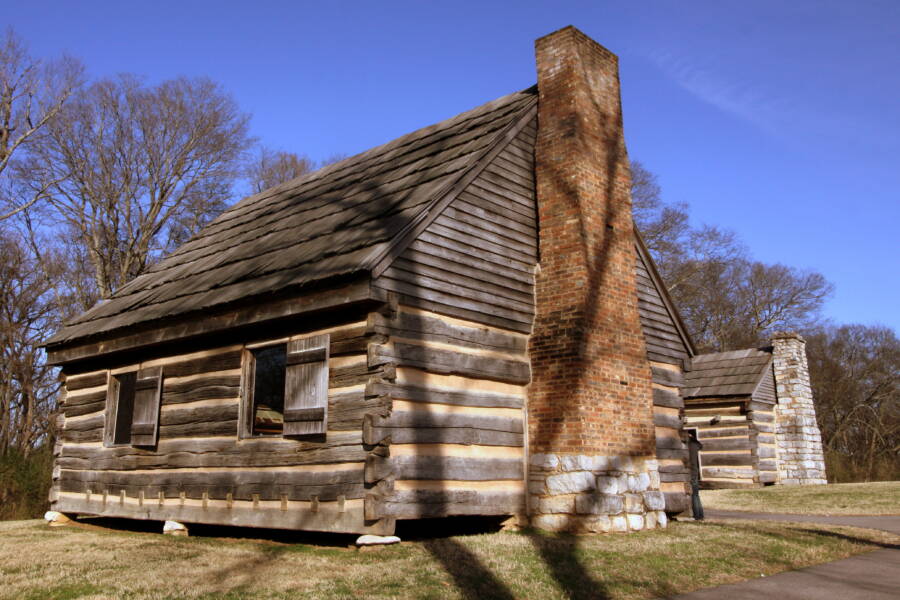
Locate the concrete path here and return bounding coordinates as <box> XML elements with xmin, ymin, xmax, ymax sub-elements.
<box><xmin>668</xmin><ymin>511</ymin><xmax>900</xmax><ymax>599</ymax></box>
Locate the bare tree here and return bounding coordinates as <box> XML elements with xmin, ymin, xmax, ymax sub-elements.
<box><xmin>246</xmin><ymin>147</ymin><xmax>314</xmax><ymax>194</ymax></box>
<box><xmin>24</xmin><ymin>74</ymin><xmax>252</xmax><ymax>298</ymax></box>
<box><xmin>0</xmin><ymin>29</ymin><xmax>83</xmax><ymax>221</ymax></box>
<box><xmin>631</xmin><ymin>161</ymin><xmax>832</xmax><ymax>352</ymax></box>
<box><xmin>807</xmin><ymin>324</ymin><xmax>899</xmax><ymax>481</ymax></box>
<box><xmin>0</xmin><ymin>228</ymin><xmax>64</xmax><ymax>455</ymax></box>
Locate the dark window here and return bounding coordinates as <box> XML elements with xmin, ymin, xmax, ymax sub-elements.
<box><xmin>112</xmin><ymin>372</ymin><xmax>136</xmax><ymax>445</ymax></box>
<box><xmin>251</xmin><ymin>345</ymin><xmax>287</xmax><ymax>435</ymax></box>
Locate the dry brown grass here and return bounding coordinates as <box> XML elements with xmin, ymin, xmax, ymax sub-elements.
<box><xmin>701</xmin><ymin>481</ymin><xmax>900</xmax><ymax>515</ymax></box>
<box><xmin>0</xmin><ymin>516</ymin><xmax>896</xmax><ymax>600</ymax></box>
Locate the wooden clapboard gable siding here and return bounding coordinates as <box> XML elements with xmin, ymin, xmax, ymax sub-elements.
<box><xmin>362</xmin><ymin>306</ymin><xmax>528</xmax><ymax>520</ymax></box>
<box><xmin>53</xmin><ymin>318</ymin><xmax>397</xmax><ymax>534</ymax></box>
<box><xmin>634</xmin><ymin>244</ymin><xmax>692</xmax><ymax>366</ymax></box>
<box><xmin>46</xmin><ymin>88</ymin><xmax>538</xmax><ymax>354</ymax></box>
<box><xmin>373</xmin><ymin>117</ymin><xmax>538</xmax><ymax>334</ymax></box>
<box><xmin>752</xmin><ymin>365</ymin><xmax>777</xmax><ymax>404</ymax></box>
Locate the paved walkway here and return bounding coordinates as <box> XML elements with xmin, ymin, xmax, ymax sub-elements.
<box><xmin>668</xmin><ymin>511</ymin><xmax>900</xmax><ymax>599</ymax></box>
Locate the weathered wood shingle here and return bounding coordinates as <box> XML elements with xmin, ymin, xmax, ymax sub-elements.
<box><xmin>47</xmin><ymin>88</ymin><xmax>538</xmax><ymax>349</ymax></box>
<box><xmin>683</xmin><ymin>348</ymin><xmax>774</xmax><ymax>399</ymax></box>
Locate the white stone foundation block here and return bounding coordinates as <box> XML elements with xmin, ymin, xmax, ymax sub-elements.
<box><xmin>546</xmin><ymin>470</ymin><xmax>596</xmax><ymax>494</ymax></box>
<box><xmin>627</xmin><ymin>514</ymin><xmax>645</xmax><ymax>531</ymax></box>
<box><xmin>44</xmin><ymin>511</ymin><xmax>72</xmax><ymax>527</ymax></box>
<box><xmin>356</xmin><ymin>535</ymin><xmax>401</xmax><ymax>546</ymax></box>
<box><xmin>611</xmin><ymin>515</ymin><xmax>628</xmax><ymax>533</ymax></box>
<box><xmin>163</xmin><ymin>520</ymin><xmax>189</xmax><ymax>536</ymax></box>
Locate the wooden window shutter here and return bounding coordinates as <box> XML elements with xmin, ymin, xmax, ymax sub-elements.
<box><xmin>130</xmin><ymin>366</ymin><xmax>162</xmax><ymax>447</ymax></box>
<box><xmin>283</xmin><ymin>334</ymin><xmax>329</xmax><ymax>436</ymax></box>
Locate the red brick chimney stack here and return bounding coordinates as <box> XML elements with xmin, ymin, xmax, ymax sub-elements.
<box><xmin>527</xmin><ymin>26</ymin><xmax>663</xmax><ymax>533</ymax></box>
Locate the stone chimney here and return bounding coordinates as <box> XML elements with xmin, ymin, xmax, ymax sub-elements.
<box><xmin>526</xmin><ymin>27</ymin><xmax>663</xmax><ymax>533</ymax></box>
<box><xmin>771</xmin><ymin>333</ymin><xmax>827</xmax><ymax>485</ymax></box>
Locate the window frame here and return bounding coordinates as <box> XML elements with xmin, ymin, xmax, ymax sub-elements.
<box><xmin>240</xmin><ymin>334</ymin><xmax>330</xmax><ymax>439</ymax></box>
<box><xmin>104</xmin><ymin>371</ymin><xmax>137</xmax><ymax>448</ymax></box>
<box><xmin>240</xmin><ymin>342</ymin><xmax>288</xmax><ymax>439</ymax></box>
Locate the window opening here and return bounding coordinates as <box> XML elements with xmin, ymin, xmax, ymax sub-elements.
<box><xmin>251</xmin><ymin>345</ymin><xmax>287</xmax><ymax>435</ymax></box>
<box><xmin>112</xmin><ymin>372</ymin><xmax>137</xmax><ymax>445</ymax></box>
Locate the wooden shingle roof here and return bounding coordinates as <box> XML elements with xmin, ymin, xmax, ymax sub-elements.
<box><xmin>682</xmin><ymin>347</ymin><xmax>774</xmax><ymax>398</ymax></box>
<box><xmin>46</xmin><ymin>87</ymin><xmax>538</xmax><ymax>349</ymax></box>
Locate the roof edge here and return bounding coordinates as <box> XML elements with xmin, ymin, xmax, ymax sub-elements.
<box><xmin>45</xmin><ymin>275</ymin><xmax>382</xmax><ymax>366</ymax></box>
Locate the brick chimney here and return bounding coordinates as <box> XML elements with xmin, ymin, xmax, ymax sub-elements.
<box><xmin>771</xmin><ymin>333</ymin><xmax>827</xmax><ymax>485</ymax></box>
<box><xmin>526</xmin><ymin>27</ymin><xmax>663</xmax><ymax>533</ymax></box>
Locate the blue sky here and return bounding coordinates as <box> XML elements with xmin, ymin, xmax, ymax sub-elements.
<box><xmin>6</xmin><ymin>1</ymin><xmax>898</xmax><ymax>331</ymax></box>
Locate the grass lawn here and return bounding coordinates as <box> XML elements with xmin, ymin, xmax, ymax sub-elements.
<box><xmin>701</xmin><ymin>481</ymin><xmax>900</xmax><ymax>515</ymax></box>
<box><xmin>0</xmin><ymin>517</ymin><xmax>896</xmax><ymax>600</ymax></box>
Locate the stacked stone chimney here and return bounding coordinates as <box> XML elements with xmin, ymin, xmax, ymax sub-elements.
<box><xmin>527</xmin><ymin>27</ymin><xmax>664</xmax><ymax>533</ymax></box>
<box><xmin>771</xmin><ymin>333</ymin><xmax>827</xmax><ymax>485</ymax></box>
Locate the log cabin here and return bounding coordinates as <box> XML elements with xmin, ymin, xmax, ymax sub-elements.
<box><xmin>44</xmin><ymin>27</ymin><xmax>698</xmax><ymax>536</ymax></box>
<box><xmin>683</xmin><ymin>335</ymin><xmax>827</xmax><ymax>489</ymax></box>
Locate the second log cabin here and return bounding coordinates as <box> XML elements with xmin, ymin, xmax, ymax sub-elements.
<box><xmin>45</xmin><ymin>27</ymin><xmax>698</xmax><ymax>535</ymax></box>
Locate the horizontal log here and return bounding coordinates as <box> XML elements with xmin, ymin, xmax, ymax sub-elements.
<box><xmin>651</xmin><ymin>366</ymin><xmax>684</xmax><ymax>388</ymax></box>
<box><xmin>363</xmin><ymin>412</ymin><xmax>524</xmax><ymax>446</ymax></box>
<box><xmin>653</xmin><ymin>413</ymin><xmax>683</xmax><ymax>430</ymax></box>
<box><xmin>63</xmin><ymin>398</ymin><xmax>106</xmax><ymax>418</ymax></box>
<box><xmin>364</xmin><ymin>454</ymin><xmax>394</xmax><ymax>483</ymax></box>
<box><xmin>59</xmin><ymin>467</ymin><xmax>364</xmax><ymax>501</ymax></box>
<box><xmin>701</xmin><ymin>467</ymin><xmax>755</xmax><ymax>480</ymax></box>
<box><xmin>751</xmin><ymin>412</ymin><xmax>774</xmax><ymax>423</ymax></box>
<box><xmin>330</xmin><ymin>361</ymin><xmax>394</xmax><ymax>388</ymax></box>
<box><xmin>757</xmin><ymin>446</ymin><xmax>776</xmax><ymax>459</ymax></box>
<box><xmin>700</xmin><ymin>454</ymin><xmax>756</xmax><ymax>467</ymax></box>
<box><xmin>58</xmin><ymin>432</ymin><xmax>366</xmax><ymax>471</ymax></box>
<box><xmin>54</xmin><ymin>495</ymin><xmax>393</xmax><ymax>535</ymax></box>
<box><xmin>754</xmin><ymin>422</ymin><xmax>774</xmax><ymax>434</ymax></box>
<box><xmin>368</xmin><ymin>382</ymin><xmax>523</xmax><ymax>409</ymax></box>
<box><xmin>664</xmin><ymin>491</ymin><xmax>689</xmax><ymax>514</ymax></box>
<box><xmin>162</xmin><ymin>350</ymin><xmax>242</xmax><ymax>378</ymax></box>
<box><xmin>377</xmin><ymin>489</ymin><xmax>524</xmax><ymax>518</ymax></box>
<box><xmin>700</xmin><ymin>438</ymin><xmax>752</xmax><ymax>452</ymax></box>
<box><xmin>374</xmin><ymin>310</ymin><xmax>528</xmax><ymax>355</ymax></box>
<box><xmin>380</xmin><ymin>342</ymin><xmax>531</xmax><ymax>385</ymax></box>
<box><xmin>163</xmin><ymin>375</ymin><xmax>241</xmax><ymax>405</ymax></box>
<box><xmin>758</xmin><ymin>459</ymin><xmax>776</xmax><ymax>471</ymax></box>
<box><xmin>658</xmin><ymin>463</ymin><xmax>688</xmax><ymax>474</ymax></box>
<box><xmin>700</xmin><ymin>480</ymin><xmax>760</xmax><ymax>490</ymax></box>
<box><xmin>757</xmin><ymin>434</ymin><xmax>775</xmax><ymax>445</ymax></box>
<box><xmin>655</xmin><ymin>436</ymin><xmax>686</xmax><ymax>450</ymax></box>
<box><xmin>656</xmin><ymin>448</ymin><xmax>688</xmax><ymax>461</ymax></box>
<box><xmin>652</xmin><ymin>388</ymin><xmax>683</xmax><ymax>409</ymax></box>
<box><xmin>659</xmin><ymin>472</ymin><xmax>690</xmax><ymax>483</ymax></box>
<box><xmin>759</xmin><ymin>472</ymin><xmax>777</xmax><ymax>483</ymax></box>
<box><xmin>393</xmin><ymin>456</ymin><xmax>523</xmax><ymax>481</ymax></box>
<box><xmin>64</xmin><ymin>389</ymin><xmax>107</xmax><ymax>408</ymax></box>
<box><xmin>697</xmin><ymin>427</ymin><xmax>750</xmax><ymax>439</ymax></box>
<box><xmin>65</xmin><ymin>372</ymin><xmax>108</xmax><ymax>391</ymax></box>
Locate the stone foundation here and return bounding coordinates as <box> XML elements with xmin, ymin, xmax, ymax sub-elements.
<box><xmin>772</xmin><ymin>333</ymin><xmax>827</xmax><ymax>485</ymax></box>
<box><xmin>528</xmin><ymin>453</ymin><xmax>667</xmax><ymax>532</ymax></box>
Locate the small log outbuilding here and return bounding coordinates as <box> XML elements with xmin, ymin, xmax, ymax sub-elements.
<box><xmin>683</xmin><ymin>335</ymin><xmax>828</xmax><ymax>489</ymax></box>
<box><xmin>45</xmin><ymin>27</ymin><xmax>697</xmax><ymax>535</ymax></box>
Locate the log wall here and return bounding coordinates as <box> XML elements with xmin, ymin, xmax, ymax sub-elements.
<box><xmin>684</xmin><ymin>398</ymin><xmax>759</xmax><ymax>488</ymax></box>
<box><xmin>650</xmin><ymin>362</ymin><xmax>690</xmax><ymax>513</ymax></box>
<box><xmin>364</xmin><ymin>306</ymin><xmax>529</xmax><ymax>520</ymax></box>
<box><xmin>52</xmin><ymin>317</ymin><xmax>396</xmax><ymax>535</ymax></box>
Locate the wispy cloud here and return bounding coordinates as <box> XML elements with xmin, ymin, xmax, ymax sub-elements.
<box><xmin>646</xmin><ymin>49</ymin><xmax>793</xmax><ymax>137</ymax></box>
